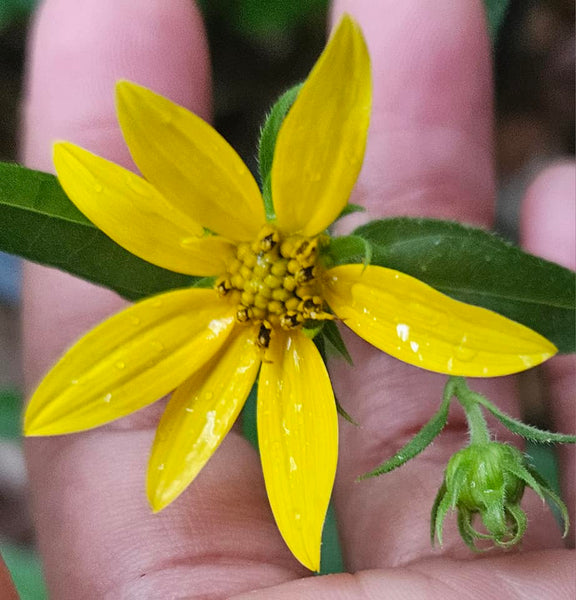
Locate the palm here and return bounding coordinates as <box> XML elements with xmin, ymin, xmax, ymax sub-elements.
<box><xmin>17</xmin><ymin>0</ymin><xmax>574</xmax><ymax>598</ymax></box>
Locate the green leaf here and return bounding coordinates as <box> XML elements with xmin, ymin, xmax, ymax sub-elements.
<box><xmin>335</xmin><ymin>203</ymin><xmax>365</xmax><ymax>221</ymax></box>
<box><xmin>335</xmin><ymin>397</ymin><xmax>358</xmax><ymax>426</ymax></box>
<box><xmin>472</xmin><ymin>392</ymin><xmax>576</xmax><ymax>444</ymax></box>
<box><xmin>320</xmin><ymin>320</ymin><xmax>353</xmax><ymax>365</ymax></box>
<box><xmin>241</xmin><ymin>383</ymin><xmax>258</xmax><ymax>450</ymax></box>
<box><xmin>0</xmin><ymin>388</ymin><xmax>22</xmax><ymax>439</ymax></box>
<box><xmin>353</xmin><ymin>218</ymin><xmax>576</xmax><ymax>353</ymax></box>
<box><xmin>360</xmin><ymin>379</ymin><xmax>453</xmax><ymax>479</ymax></box>
<box><xmin>525</xmin><ymin>466</ymin><xmax>570</xmax><ymax>537</ymax></box>
<box><xmin>484</xmin><ymin>0</ymin><xmax>510</xmax><ymax>41</ymax></box>
<box><xmin>258</xmin><ymin>83</ymin><xmax>302</xmax><ymax>218</ymax></box>
<box><xmin>0</xmin><ymin>162</ymin><xmax>199</xmax><ymax>301</ymax></box>
<box><xmin>326</xmin><ymin>234</ymin><xmax>372</xmax><ymax>268</ymax></box>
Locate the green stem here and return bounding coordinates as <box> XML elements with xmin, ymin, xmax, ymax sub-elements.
<box><xmin>450</xmin><ymin>376</ymin><xmax>491</xmax><ymax>446</ymax></box>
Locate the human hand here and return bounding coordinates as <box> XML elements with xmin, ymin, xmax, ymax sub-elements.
<box><xmin>21</xmin><ymin>0</ymin><xmax>574</xmax><ymax>598</ymax></box>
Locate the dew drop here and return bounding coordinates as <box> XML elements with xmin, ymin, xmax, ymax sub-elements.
<box><xmin>455</xmin><ymin>344</ymin><xmax>477</xmax><ymax>362</ymax></box>
<box><xmin>70</xmin><ymin>378</ymin><xmax>81</xmax><ymax>385</ymax></box>
<box><xmin>157</xmin><ymin>463</ymin><xmax>165</xmax><ymax>471</ymax></box>
<box><xmin>396</xmin><ymin>323</ymin><xmax>410</xmax><ymax>342</ymax></box>
<box><xmin>409</xmin><ymin>302</ymin><xmax>443</xmax><ymax>326</ymax></box>
<box><xmin>160</xmin><ymin>111</ymin><xmax>173</xmax><ymax>125</ymax></box>
<box><xmin>151</xmin><ymin>340</ymin><xmax>164</xmax><ymax>352</ymax></box>
<box><xmin>103</xmin><ymin>393</ymin><xmax>112</xmax><ymax>403</ymax></box>
<box><xmin>293</xmin><ymin>512</ymin><xmax>302</xmax><ymax>528</ymax></box>
<box><xmin>130</xmin><ymin>316</ymin><xmax>141</xmax><ymax>326</ymax></box>
<box><xmin>204</xmin><ymin>392</ymin><xmax>214</xmax><ymax>401</ymax></box>
<box><xmin>289</xmin><ymin>456</ymin><xmax>298</xmax><ymax>472</ymax></box>
<box><xmin>150</xmin><ymin>299</ymin><xmax>163</xmax><ymax>308</ymax></box>
<box><xmin>180</xmin><ymin>237</ymin><xmax>198</xmax><ymax>248</ymax></box>
<box><xmin>94</xmin><ymin>183</ymin><xmax>103</xmax><ymax>193</ymax></box>
<box><xmin>185</xmin><ymin>407</ymin><xmax>194</xmax><ymax>413</ymax></box>
<box><xmin>115</xmin><ymin>361</ymin><xmax>126</xmax><ymax>370</ymax></box>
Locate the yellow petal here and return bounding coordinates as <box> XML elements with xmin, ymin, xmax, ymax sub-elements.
<box><xmin>323</xmin><ymin>265</ymin><xmax>557</xmax><ymax>377</ymax></box>
<box><xmin>25</xmin><ymin>289</ymin><xmax>236</xmax><ymax>435</ymax></box>
<box><xmin>116</xmin><ymin>81</ymin><xmax>266</xmax><ymax>241</ymax></box>
<box><xmin>148</xmin><ymin>326</ymin><xmax>261</xmax><ymax>511</ymax></box>
<box><xmin>271</xmin><ymin>15</ymin><xmax>371</xmax><ymax>236</ymax></box>
<box><xmin>258</xmin><ymin>331</ymin><xmax>338</xmax><ymax>571</ymax></box>
<box><xmin>54</xmin><ymin>142</ymin><xmax>236</xmax><ymax>276</ymax></box>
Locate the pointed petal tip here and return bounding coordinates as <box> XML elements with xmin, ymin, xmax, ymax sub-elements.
<box><xmin>115</xmin><ymin>78</ymin><xmax>139</xmax><ymax>97</ymax></box>
<box><xmin>298</xmin><ymin>550</ymin><xmax>320</xmax><ymax>573</ymax></box>
<box><xmin>148</xmin><ymin>493</ymin><xmax>166</xmax><ymax>514</ymax></box>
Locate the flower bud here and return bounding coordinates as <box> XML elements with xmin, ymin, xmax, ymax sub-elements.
<box><xmin>431</xmin><ymin>442</ymin><xmax>568</xmax><ymax>551</ymax></box>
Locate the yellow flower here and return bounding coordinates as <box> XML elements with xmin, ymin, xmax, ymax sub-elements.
<box><xmin>24</xmin><ymin>16</ymin><xmax>556</xmax><ymax>571</ymax></box>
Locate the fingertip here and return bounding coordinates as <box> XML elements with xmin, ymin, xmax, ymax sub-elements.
<box><xmin>22</xmin><ymin>0</ymin><xmax>210</xmax><ymax>170</ymax></box>
<box><xmin>521</xmin><ymin>162</ymin><xmax>576</xmax><ymax>269</ymax></box>
<box><xmin>329</xmin><ymin>0</ymin><xmax>494</xmax><ymax>224</ymax></box>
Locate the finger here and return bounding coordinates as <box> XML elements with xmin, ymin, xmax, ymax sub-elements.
<box><xmin>21</xmin><ymin>1</ymin><xmax>303</xmax><ymax>597</ymax></box>
<box><xmin>521</xmin><ymin>162</ymin><xmax>576</xmax><ymax>534</ymax></box>
<box><xmin>328</xmin><ymin>0</ymin><xmax>562</xmax><ymax>571</ymax></box>
<box><xmin>332</xmin><ymin>0</ymin><xmax>494</xmax><ymax>227</ymax></box>
<box><xmin>231</xmin><ymin>549</ymin><xmax>575</xmax><ymax>600</ymax></box>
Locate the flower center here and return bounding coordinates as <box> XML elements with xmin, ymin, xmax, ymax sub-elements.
<box><xmin>215</xmin><ymin>225</ymin><xmax>332</xmax><ymax>347</ymax></box>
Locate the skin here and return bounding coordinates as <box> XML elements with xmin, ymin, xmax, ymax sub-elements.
<box><xmin>5</xmin><ymin>0</ymin><xmax>572</xmax><ymax>597</ymax></box>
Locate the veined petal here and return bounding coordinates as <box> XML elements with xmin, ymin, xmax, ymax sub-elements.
<box><xmin>271</xmin><ymin>15</ymin><xmax>371</xmax><ymax>236</ymax></box>
<box><xmin>147</xmin><ymin>326</ymin><xmax>261</xmax><ymax>511</ymax></box>
<box><xmin>324</xmin><ymin>265</ymin><xmax>557</xmax><ymax>377</ymax></box>
<box><xmin>116</xmin><ymin>81</ymin><xmax>266</xmax><ymax>241</ymax></box>
<box><xmin>54</xmin><ymin>142</ymin><xmax>236</xmax><ymax>276</ymax></box>
<box><xmin>258</xmin><ymin>331</ymin><xmax>338</xmax><ymax>571</ymax></box>
<box><xmin>25</xmin><ymin>289</ymin><xmax>236</xmax><ymax>435</ymax></box>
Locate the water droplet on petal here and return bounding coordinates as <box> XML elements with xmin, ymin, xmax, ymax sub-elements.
<box><xmin>130</xmin><ymin>316</ymin><xmax>141</xmax><ymax>326</ymax></box>
<box><xmin>289</xmin><ymin>456</ymin><xmax>298</xmax><ymax>472</ymax></box>
<box><xmin>150</xmin><ymin>299</ymin><xmax>163</xmax><ymax>308</ymax></box>
<box><xmin>455</xmin><ymin>344</ymin><xmax>477</xmax><ymax>362</ymax></box>
<box><xmin>396</xmin><ymin>323</ymin><xmax>410</xmax><ymax>342</ymax></box>
<box><xmin>115</xmin><ymin>361</ymin><xmax>125</xmax><ymax>370</ymax></box>
<box><xmin>70</xmin><ymin>378</ymin><xmax>81</xmax><ymax>385</ymax></box>
<box><xmin>94</xmin><ymin>183</ymin><xmax>103</xmax><ymax>193</ymax></box>
<box><xmin>151</xmin><ymin>340</ymin><xmax>164</xmax><ymax>352</ymax></box>
<box><xmin>204</xmin><ymin>392</ymin><xmax>214</xmax><ymax>401</ymax></box>
<box><xmin>409</xmin><ymin>302</ymin><xmax>442</xmax><ymax>326</ymax></box>
<box><xmin>157</xmin><ymin>463</ymin><xmax>165</xmax><ymax>471</ymax></box>
<box><xmin>293</xmin><ymin>512</ymin><xmax>302</xmax><ymax>528</ymax></box>
<box><xmin>180</xmin><ymin>237</ymin><xmax>198</xmax><ymax>249</ymax></box>
<box><xmin>103</xmin><ymin>393</ymin><xmax>112</xmax><ymax>403</ymax></box>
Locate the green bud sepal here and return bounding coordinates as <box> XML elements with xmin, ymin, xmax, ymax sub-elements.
<box><xmin>431</xmin><ymin>441</ymin><xmax>570</xmax><ymax>551</ymax></box>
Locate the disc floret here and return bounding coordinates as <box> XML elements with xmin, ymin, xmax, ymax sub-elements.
<box><xmin>216</xmin><ymin>225</ymin><xmax>332</xmax><ymax>346</ymax></box>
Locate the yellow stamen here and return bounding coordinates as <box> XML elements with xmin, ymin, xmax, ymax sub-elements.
<box><xmin>217</xmin><ymin>225</ymin><xmax>331</xmax><ymax>343</ymax></box>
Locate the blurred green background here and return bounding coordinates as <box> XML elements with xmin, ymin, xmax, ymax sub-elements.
<box><xmin>0</xmin><ymin>0</ymin><xmax>573</xmax><ymax>597</ymax></box>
